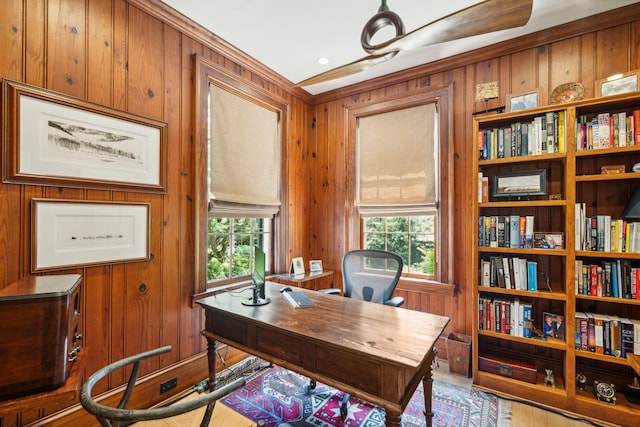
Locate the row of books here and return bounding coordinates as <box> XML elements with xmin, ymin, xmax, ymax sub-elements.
<box><xmin>478</xmin><ymin>111</ymin><xmax>566</xmax><ymax>160</ymax></box>
<box><xmin>575</xmin><ymin>312</ymin><xmax>640</xmax><ymax>357</ymax></box>
<box><xmin>478</xmin><ymin>215</ymin><xmax>534</xmax><ymax>249</ymax></box>
<box><xmin>478</xmin><ymin>296</ymin><xmax>533</xmax><ymax>338</ymax></box>
<box><xmin>575</xmin><ymin>110</ymin><xmax>640</xmax><ymax>151</ymax></box>
<box><xmin>575</xmin><ymin>259</ymin><xmax>639</xmax><ymax>299</ymax></box>
<box><xmin>575</xmin><ymin>204</ymin><xmax>640</xmax><ymax>253</ymax></box>
<box><xmin>480</xmin><ymin>256</ymin><xmax>543</xmax><ymax>291</ymax></box>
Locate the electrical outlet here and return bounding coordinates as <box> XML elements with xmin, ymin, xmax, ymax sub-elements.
<box><xmin>160</xmin><ymin>377</ymin><xmax>177</xmax><ymax>394</ymax></box>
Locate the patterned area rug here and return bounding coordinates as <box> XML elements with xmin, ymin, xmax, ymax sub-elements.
<box><xmin>221</xmin><ymin>366</ymin><xmax>499</xmax><ymax>427</ymax></box>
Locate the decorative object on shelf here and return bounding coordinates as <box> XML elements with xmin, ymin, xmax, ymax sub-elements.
<box><xmin>600</xmin><ymin>164</ymin><xmax>626</xmax><ymax>174</ymax></box>
<box><xmin>543</xmin><ymin>369</ymin><xmax>556</xmax><ymax>388</ymax></box>
<box><xmin>633</xmin><ymin>163</ymin><xmax>640</xmax><ymax>172</ymax></box>
<box><xmin>596</xmin><ymin>70</ymin><xmax>640</xmax><ymax>97</ymax></box>
<box><xmin>1</xmin><ymin>79</ymin><xmax>167</xmax><ymax>193</ymax></box>
<box><xmin>31</xmin><ymin>198</ymin><xmax>150</xmax><ymax>272</ymax></box>
<box><xmin>309</xmin><ymin>260</ymin><xmax>323</xmax><ymax>273</ymax></box>
<box><xmin>506</xmin><ymin>89</ymin><xmax>540</xmax><ymax>112</ymax></box>
<box><xmin>577</xmin><ymin>373</ymin><xmax>587</xmax><ymax>390</ymax></box>
<box><xmin>492</xmin><ymin>169</ymin><xmax>547</xmax><ymax>198</ymax></box>
<box><xmin>473</xmin><ymin>81</ymin><xmax>505</xmax><ymax>115</ymax></box>
<box><xmin>593</xmin><ymin>380</ymin><xmax>617</xmax><ymax>404</ymax></box>
<box><xmin>533</xmin><ymin>232</ymin><xmax>563</xmax><ymax>249</ymax></box>
<box><xmin>621</xmin><ymin>187</ymin><xmax>640</xmax><ymax>219</ymax></box>
<box><xmin>550</xmin><ymin>82</ymin><xmax>584</xmax><ymax>104</ymax></box>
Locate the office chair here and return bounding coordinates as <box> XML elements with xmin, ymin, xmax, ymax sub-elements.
<box><xmin>320</xmin><ymin>249</ymin><xmax>404</xmax><ymax>307</ymax></box>
<box><xmin>80</xmin><ymin>346</ymin><xmax>245</xmax><ymax>427</ymax></box>
<box><xmin>316</xmin><ymin>249</ymin><xmax>404</xmax><ymax>417</ymax></box>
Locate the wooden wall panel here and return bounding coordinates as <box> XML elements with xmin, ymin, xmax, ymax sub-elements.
<box><xmin>1</xmin><ymin>1</ymin><xmax>640</xmax><ymax>424</ymax></box>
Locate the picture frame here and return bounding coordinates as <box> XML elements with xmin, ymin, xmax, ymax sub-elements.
<box><xmin>309</xmin><ymin>260</ymin><xmax>323</xmax><ymax>273</ymax></box>
<box><xmin>492</xmin><ymin>169</ymin><xmax>547</xmax><ymax>198</ymax></box>
<box><xmin>533</xmin><ymin>232</ymin><xmax>564</xmax><ymax>249</ymax></box>
<box><xmin>31</xmin><ymin>199</ymin><xmax>150</xmax><ymax>272</ymax></box>
<box><xmin>290</xmin><ymin>257</ymin><xmax>305</xmax><ymax>276</ymax></box>
<box><xmin>596</xmin><ymin>70</ymin><xmax>640</xmax><ymax>97</ymax></box>
<box><xmin>506</xmin><ymin>89</ymin><xmax>540</xmax><ymax>112</ymax></box>
<box><xmin>2</xmin><ymin>79</ymin><xmax>168</xmax><ymax>193</ymax></box>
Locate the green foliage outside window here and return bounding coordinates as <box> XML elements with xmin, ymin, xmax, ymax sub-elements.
<box><xmin>363</xmin><ymin>216</ymin><xmax>435</xmax><ymax>276</ymax></box>
<box><xmin>207</xmin><ymin>217</ymin><xmax>267</xmax><ymax>281</ymax></box>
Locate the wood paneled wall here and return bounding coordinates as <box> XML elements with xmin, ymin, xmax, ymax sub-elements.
<box><xmin>0</xmin><ymin>0</ymin><xmax>639</xmax><ymax>425</ymax></box>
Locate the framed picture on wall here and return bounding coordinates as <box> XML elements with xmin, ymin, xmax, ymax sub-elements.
<box><xmin>2</xmin><ymin>79</ymin><xmax>168</xmax><ymax>193</ymax></box>
<box><xmin>596</xmin><ymin>70</ymin><xmax>640</xmax><ymax>97</ymax></box>
<box><xmin>31</xmin><ymin>199</ymin><xmax>150</xmax><ymax>272</ymax></box>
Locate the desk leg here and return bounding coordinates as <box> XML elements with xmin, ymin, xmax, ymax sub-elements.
<box><xmin>206</xmin><ymin>336</ymin><xmax>218</xmax><ymax>391</ymax></box>
<box><xmin>422</xmin><ymin>363</ymin><xmax>434</xmax><ymax>427</ymax></box>
<box><xmin>384</xmin><ymin>409</ymin><xmax>402</xmax><ymax>427</ymax></box>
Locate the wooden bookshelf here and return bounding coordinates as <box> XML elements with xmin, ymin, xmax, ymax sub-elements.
<box><xmin>472</xmin><ymin>92</ymin><xmax>640</xmax><ymax>426</ymax></box>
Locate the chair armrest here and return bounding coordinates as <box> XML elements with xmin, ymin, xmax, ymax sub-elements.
<box><xmin>319</xmin><ymin>288</ymin><xmax>341</xmax><ymax>296</ymax></box>
<box><xmin>384</xmin><ymin>296</ymin><xmax>405</xmax><ymax>307</ymax></box>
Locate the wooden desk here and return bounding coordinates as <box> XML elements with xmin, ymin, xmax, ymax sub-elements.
<box><xmin>197</xmin><ymin>281</ymin><xmax>449</xmax><ymax>427</ymax></box>
<box><xmin>272</xmin><ymin>270</ymin><xmax>335</xmax><ymax>290</ymax></box>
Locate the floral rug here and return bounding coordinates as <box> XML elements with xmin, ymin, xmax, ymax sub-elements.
<box><xmin>220</xmin><ymin>366</ymin><xmax>499</xmax><ymax>427</ymax></box>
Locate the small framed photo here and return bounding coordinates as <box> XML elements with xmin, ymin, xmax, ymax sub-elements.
<box><xmin>290</xmin><ymin>257</ymin><xmax>305</xmax><ymax>276</ymax></box>
<box><xmin>506</xmin><ymin>89</ymin><xmax>540</xmax><ymax>112</ymax></box>
<box><xmin>309</xmin><ymin>260</ymin><xmax>323</xmax><ymax>273</ymax></box>
<box><xmin>492</xmin><ymin>169</ymin><xmax>547</xmax><ymax>198</ymax></box>
<box><xmin>596</xmin><ymin>70</ymin><xmax>639</xmax><ymax>97</ymax></box>
<box><xmin>542</xmin><ymin>312</ymin><xmax>565</xmax><ymax>340</ymax></box>
<box><xmin>533</xmin><ymin>232</ymin><xmax>564</xmax><ymax>249</ymax></box>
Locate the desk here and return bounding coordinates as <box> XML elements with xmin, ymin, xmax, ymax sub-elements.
<box><xmin>197</xmin><ymin>282</ymin><xmax>449</xmax><ymax>427</ymax></box>
<box><xmin>272</xmin><ymin>270</ymin><xmax>335</xmax><ymax>290</ymax></box>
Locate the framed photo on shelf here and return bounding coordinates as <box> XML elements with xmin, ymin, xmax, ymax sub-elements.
<box><xmin>290</xmin><ymin>257</ymin><xmax>305</xmax><ymax>276</ymax></box>
<box><xmin>492</xmin><ymin>169</ymin><xmax>547</xmax><ymax>198</ymax></box>
<box><xmin>506</xmin><ymin>89</ymin><xmax>540</xmax><ymax>112</ymax></box>
<box><xmin>2</xmin><ymin>79</ymin><xmax>168</xmax><ymax>193</ymax></box>
<box><xmin>309</xmin><ymin>260</ymin><xmax>323</xmax><ymax>273</ymax></box>
<box><xmin>596</xmin><ymin>70</ymin><xmax>639</xmax><ymax>97</ymax></box>
<box><xmin>533</xmin><ymin>232</ymin><xmax>564</xmax><ymax>249</ymax></box>
<box><xmin>31</xmin><ymin>199</ymin><xmax>150</xmax><ymax>272</ymax></box>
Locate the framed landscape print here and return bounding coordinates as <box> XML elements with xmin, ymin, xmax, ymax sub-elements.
<box><xmin>2</xmin><ymin>79</ymin><xmax>168</xmax><ymax>193</ymax></box>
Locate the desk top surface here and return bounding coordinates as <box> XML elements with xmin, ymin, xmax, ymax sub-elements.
<box><xmin>197</xmin><ymin>281</ymin><xmax>449</xmax><ymax>368</ymax></box>
<box><xmin>273</xmin><ymin>270</ymin><xmax>334</xmax><ymax>283</ymax></box>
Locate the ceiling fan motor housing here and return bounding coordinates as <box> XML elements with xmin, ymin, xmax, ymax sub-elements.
<box><xmin>360</xmin><ymin>5</ymin><xmax>405</xmax><ymax>59</ymax></box>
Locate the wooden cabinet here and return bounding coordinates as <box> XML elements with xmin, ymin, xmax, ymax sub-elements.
<box><xmin>472</xmin><ymin>93</ymin><xmax>640</xmax><ymax>426</ymax></box>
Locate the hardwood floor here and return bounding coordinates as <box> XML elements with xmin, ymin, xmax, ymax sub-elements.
<box><xmin>135</xmin><ymin>360</ymin><xmax>605</xmax><ymax>427</ymax></box>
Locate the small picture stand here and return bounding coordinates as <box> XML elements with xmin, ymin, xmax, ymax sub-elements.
<box><xmin>290</xmin><ymin>257</ymin><xmax>305</xmax><ymax>277</ymax></box>
<box><xmin>309</xmin><ymin>260</ymin><xmax>323</xmax><ymax>273</ymax></box>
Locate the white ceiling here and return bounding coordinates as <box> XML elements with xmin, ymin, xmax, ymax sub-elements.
<box><xmin>160</xmin><ymin>0</ymin><xmax>640</xmax><ymax>95</ymax></box>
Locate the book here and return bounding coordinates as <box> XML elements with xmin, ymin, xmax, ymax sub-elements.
<box><xmin>525</xmin><ymin>215</ymin><xmax>534</xmax><ymax>248</ymax></box>
<box><xmin>527</xmin><ymin>261</ymin><xmax>537</xmax><ymax>291</ymax></box>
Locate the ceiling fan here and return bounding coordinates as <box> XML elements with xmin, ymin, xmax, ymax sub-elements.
<box><xmin>295</xmin><ymin>0</ymin><xmax>533</xmax><ymax>87</ymax></box>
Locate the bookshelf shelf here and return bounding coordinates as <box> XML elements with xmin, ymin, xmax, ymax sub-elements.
<box><xmin>473</xmin><ymin>92</ymin><xmax>640</xmax><ymax>426</ymax></box>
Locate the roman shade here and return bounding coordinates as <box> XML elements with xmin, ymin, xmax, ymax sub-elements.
<box><xmin>357</xmin><ymin>102</ymin><xmax>438</xmax><ymax>216</ymax></box>
<box><xmin>209</xmin><ymin>84</ymin><xmax>281</xmax><ymax>217</ymax></box>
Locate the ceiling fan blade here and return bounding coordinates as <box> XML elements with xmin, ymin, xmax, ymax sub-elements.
<box><xmin>294</xmin><ymin>53</ymin><xmax>391</xmax><ymax>87</ymax></box>
<box><xmin>375</xmin><ymin>0</ymin><xmax>533</xmax><ymax>55</ymax></box>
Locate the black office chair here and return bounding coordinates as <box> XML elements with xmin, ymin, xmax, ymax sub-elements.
<box><xmin>80</xmin><ymin>346</ymin><xmax>245</xmax><ymax>427</ymax></box>
<box><xmin>316</xmin><ymin>249</ymin><xmax>404</xmax><ymax>417</ymax></box>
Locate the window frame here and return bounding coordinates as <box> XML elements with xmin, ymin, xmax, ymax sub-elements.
<box><xmin>345</xmin><ymin>84</ymin><xmax>453</xmax><ymax>284</ymax></box>
<box><xmin>192</xmin><ymin>54</ymin><xmax>289</xmax><ymax>300</ymax></box>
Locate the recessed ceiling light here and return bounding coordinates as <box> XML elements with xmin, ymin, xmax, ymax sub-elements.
<box><xmin>317</xmin><ymin>57</ymin><xmax>329</xmax><ymax>65</ymax></box>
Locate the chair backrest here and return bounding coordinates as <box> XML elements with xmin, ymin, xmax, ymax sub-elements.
<box><xmin>341</xmin><ymin>249</ymin><xmax>403</xmax><ymax>304</ymax></box>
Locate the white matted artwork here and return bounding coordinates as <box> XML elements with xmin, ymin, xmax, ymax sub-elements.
<box><xmin>2</xmin><ymin>79</ymin><xmax>167</xmax><ymax>192</ymax></box>
<box><xmin>309</xmin><ymin>260</ymin><xmax>323</xmax><ymax>273</ymax></box>
<box><xmin>32</xmin><ymin>199</ymin><xmax>150</xmax><ymax>272</ymax></box>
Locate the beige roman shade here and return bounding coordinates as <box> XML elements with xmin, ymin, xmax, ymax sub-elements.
<box><xmin>209</xmin><ymin>84</ymin><xmax>281</xmax><ymax>217</ymax></box>
<box><xmin>357</xmin><ymin>102</ymin><xmax>438</xmax><ymax>216</ymax></box>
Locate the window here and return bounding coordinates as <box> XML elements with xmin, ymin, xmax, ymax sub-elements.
<box><xmin>193</xmin><ymin>54</ymin><xmax>288</xmax><ymax>297</ymax></box>
<box><xmin>362</xmin><ymin>215</ymin><xmax>435</xmax><ymax>277</ymax></box>
<box><xmin>346</xmin><ymin>84</ymin><xmax>452</xmax><ymax>283</ymax></box>
<box><xmin>206</xmin><ymin>217</ymin><xmax>272</xmax><ymax>283</ymax></box>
